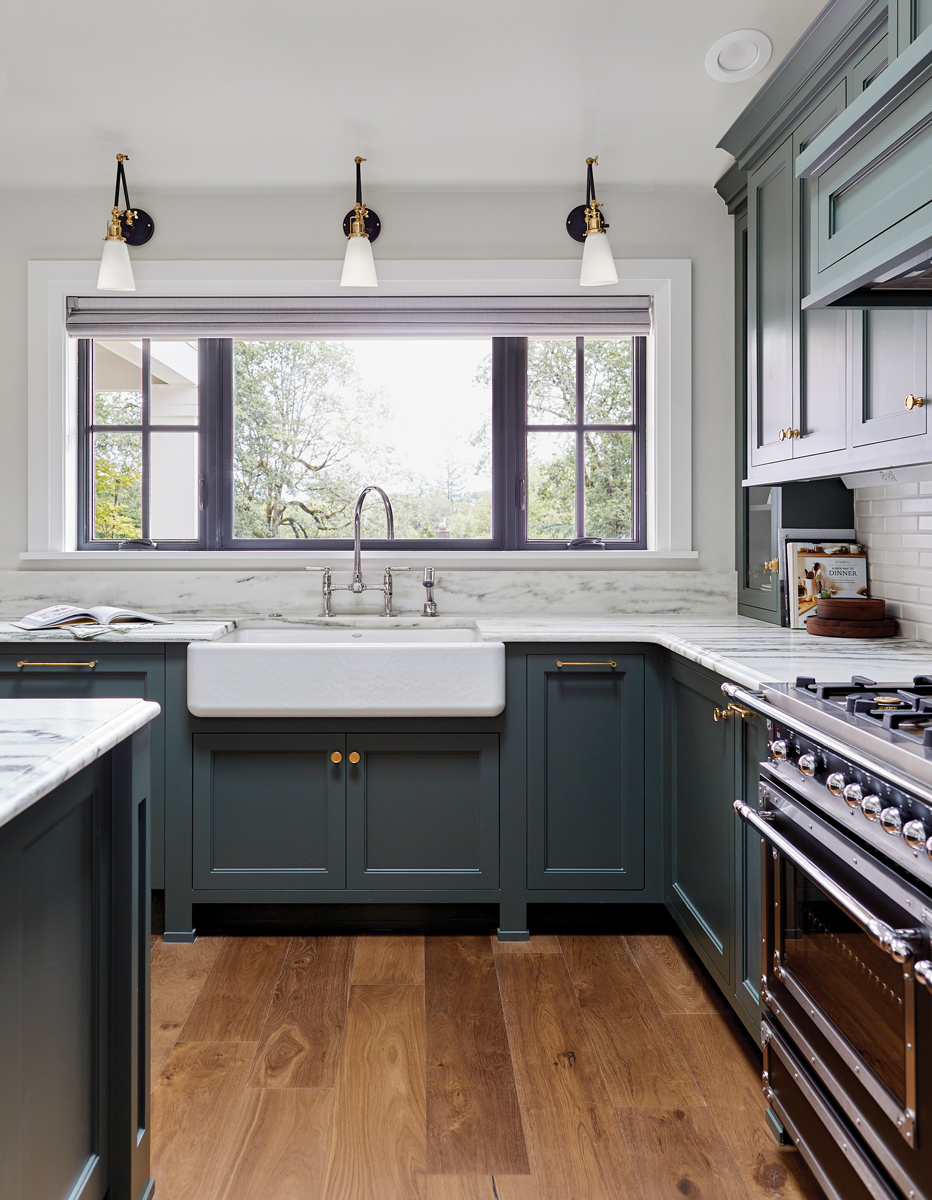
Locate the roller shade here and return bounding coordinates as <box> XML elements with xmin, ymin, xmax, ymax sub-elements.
<box><xmin>65</xmin><ymin>294</ymin><xmax>652</xmax><ymax>338</ymax></box>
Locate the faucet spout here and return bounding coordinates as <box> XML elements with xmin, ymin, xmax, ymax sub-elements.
<box><xmin>353</xmin><ymin>485</ymin><xmax>394</xmax><ymax>587</ymax></box>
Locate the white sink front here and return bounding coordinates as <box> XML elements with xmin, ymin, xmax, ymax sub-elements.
<box><xmin>187</xmin><ymin>624</ymin><xmax>506</xmax><ymax>717</ymax></box>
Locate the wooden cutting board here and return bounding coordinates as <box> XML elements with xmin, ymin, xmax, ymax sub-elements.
<box><xmin>807</xmin><ymin>615</ymin><xmax>897</xmax><ymax>638</ymax></box>
<box><xmin>816</xmin><ymin>597</ymin><xmax>885</xmax><ymax>620</ymax></box>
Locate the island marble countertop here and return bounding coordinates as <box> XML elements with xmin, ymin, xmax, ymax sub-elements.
<box><xmin>0</xmin><ymin>697</ymin><xmax>161</xmax><ymax>831</ymax></box>
<box><xmin>0</xmin><ymin>613</ymin><xmax>929</xmax><ymax>692</ymax></box>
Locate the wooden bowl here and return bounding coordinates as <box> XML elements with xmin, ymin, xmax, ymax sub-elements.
<box><xmin>816</xmin><ymin>597</ymin><xmax>885</xmax><ymax>621</ymax></box>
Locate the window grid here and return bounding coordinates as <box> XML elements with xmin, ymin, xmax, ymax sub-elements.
<box><xmin>77</xmin><ymin>335</ymin><xmax>646</xmax><ymax>551</ymax></box>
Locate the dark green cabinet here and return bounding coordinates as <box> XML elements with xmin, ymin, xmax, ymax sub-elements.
<box><xmin>346</xmin><ymin>734</ymin><xmax>499</xmax><ymax>889</ymax></box>
<box><xmin>526</xmin><ymin>654</ymin><xmax>644</xmax><ymax>891</ymax></box>
<box><xmin>192</xmin><ymin>734</ymin><xmax>345</xmax><ymax>890</ymax></box>
<box><xmin>0</xmin><ymin>730</ymin><xmax>152</xmax><ymax>1200</ymax></box>
<box><xmin>0</xmin><ymin>652</ymin><xmax>166</xmax><ymax>888</ymax></box>
<box><xmin>665</xmin><ymin>655</ymin><xmax>765</xmax><ymax>1039</ymax></box>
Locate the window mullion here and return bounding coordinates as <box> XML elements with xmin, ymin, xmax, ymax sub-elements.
<box><xmin>575</xmin><ymin>336</ymin><xmax>585</xmax><ymax>539</ymax></box>
<box><xmin>141</xmin><ymin>338</ymin><xmax>151</xmax><ymax>540</ymax></box>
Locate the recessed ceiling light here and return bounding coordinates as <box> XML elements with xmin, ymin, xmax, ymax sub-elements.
<box><xmin>705</xmin><ymin>29</ymin><xmax>772</xmax><ymax>83</ymax></box>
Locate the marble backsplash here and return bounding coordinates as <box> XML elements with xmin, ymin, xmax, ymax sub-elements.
<box><xmin>0</xmin><ymin>568</ymin><xmax>737</xmax><ymax>620</ymax></box>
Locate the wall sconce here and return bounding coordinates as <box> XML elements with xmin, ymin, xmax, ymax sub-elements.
<box><xmin>340</xmin><ymin>156</ymin><xmax>381</xmax><ymax>288</ymax></box>
<box><xmin>566</xmin><ymin>156</ymin><xmax>617</xmax><ymax>287</ymax></box>
<box><xmin>96</xmin><ymin>153</ymin><xmax>155</xmax><ymax>292</ymax></box>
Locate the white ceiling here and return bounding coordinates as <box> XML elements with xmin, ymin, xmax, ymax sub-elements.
<box><xmin>0</xmin><ymin>0</ymin><xmax>824</xmax><ymax>193</ymax></box>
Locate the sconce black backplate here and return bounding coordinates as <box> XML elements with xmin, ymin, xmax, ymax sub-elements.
<box><xmin>566</xmin><ymin>204</ymin><xmax>588</xmax><ymax>243</ymax></box>
<box><xmin>120</xmin><ymin>210</ymin><xmax>155</xmax><ymax>247</ymax></box>
<box><xmin>343</xmin><ymin>208</ymin><xmax>381</xmax><ymax>242</ymax></box>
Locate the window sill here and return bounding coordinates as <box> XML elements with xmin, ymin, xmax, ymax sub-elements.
<box><xmin>20</xmin><ymin>549</ymin><xmax>699</xmax><ymax>571</ymax></box>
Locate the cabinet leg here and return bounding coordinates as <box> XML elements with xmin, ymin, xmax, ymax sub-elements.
<box><xmin>497</xmin><ymin>900</ymin><xmax>529</xmax><ymax>942</ymax></box>
<box><xmin>163</xmin><ymin>899</ymin><xmax>196</xmax><ymax>943</ymax></box>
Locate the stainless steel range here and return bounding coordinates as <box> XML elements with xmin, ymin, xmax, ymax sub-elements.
<box><xmin>725</xmin><ymin>675</ymin><xmax>932</xmax><ymax>1200</ymax></box>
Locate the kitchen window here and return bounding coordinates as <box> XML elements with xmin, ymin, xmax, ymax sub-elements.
<box><xmin>76</xmin><ymin>328</ymin><xmax>647</xmax><ymax>551</ymax></box>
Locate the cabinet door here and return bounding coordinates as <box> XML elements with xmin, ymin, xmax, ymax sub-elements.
<box><xmin>192</xmin><ymin>734</ymin><xmax>345</xmax><ymax>889</ymax></box>
<box><xmin>748</xmin><ymin>136</ymin><xmax>795</xmax><ymax>468</ymax></box>
<box><xmin>734</xmin><ymin>712</ymin><xmax>768</xmax><ymax>1030</ymax></box>
<box><xmin>851</xmin><ymin>310</ymin><xmax>929</xmax><ymax>447</ymax></box>
<box><xmin>794</xmin><ymin>81</ymin><xmax>848</xmax><ymax>459</ymax></box>
<box><xmin>526</xmin><ymin>655</ymin><xmax>644</xmax><ymax>891</ymax></box>
<box><xmin>666</xmin><ymin>659</ymin><xmax>734</xmax><ymax>992</ymax></box>
<box><xmin>346</xmin><ymin>734</ymin><xmax>499</xmax><ymax>890</ymax></box>
<box><xmin>0</xmin><ymin>653</ymin><xmax>167</xmax><ymax>889</ymax></box>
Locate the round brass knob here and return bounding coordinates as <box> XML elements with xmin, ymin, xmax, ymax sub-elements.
<box><xmin>764</xmin><ymin>558</ymin><xmax>779</xmax><ymax>572</ymax></box>
<box><xmin>713</xmin><ymin>707</ymin><xmax>731</xmax><ymax>722</ymax></box>
<box><xmin>778</xmin><ymin>428</ymin><xmax>786</xmax><ymax>441</ymax></box>
<box><xmin>330</xmin><ymin>751</ymin><xmax>343</xmax><ymax>763</ymax></box>
<box><xmin>349</xmin><ymin>751</ymin><xmax>361</xmax><ymax>764</ymax></box>
<box><xmin>905</xmin><ymin>394</ymin><xmax>924</xmax><ymax>410</ymax></box>
<box><xmin>789</xmin><ymin>428</ymin><xmax>800</xmax><ymax>438</ymax></box>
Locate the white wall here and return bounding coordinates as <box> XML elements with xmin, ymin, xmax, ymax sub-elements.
<box><xmin>0</xmin><ymin>184</ymin><xmax>737</xmax><ymax>616</ymax></box>
<box><xmin>853</xmin><ymin>477</ymin><xmax>932</xmax><ymax>641</ymax></box>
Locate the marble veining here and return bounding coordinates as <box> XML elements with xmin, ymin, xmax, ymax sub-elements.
<box><xmin>0</xmin><ymin>620</ymin><xmax>233</xmax><ymax>643</ymax></box>
<box><xmin>0</xmin><ymin>698</ymin><xmax>161</xmax><ymax>831</ymax></box>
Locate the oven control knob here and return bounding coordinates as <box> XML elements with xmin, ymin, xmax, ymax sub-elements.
<box><xmin>826</xmin><ymin>772</ymin><xmax>846</xmax><ymax>795</ymax></box>
<box><xmin>771</xmin><ymin>740</ymin><xmax>787</xmax><ymax>761</ymax></box>
<box><xmin>880</xmin><ymin>807</ymin><xmax>903</xmax><ymax>836</ymax></box>
<box><xmin>861</xmin><ymin>795</ymin><xmax>883</xmax><ymax>821</ymax></box>
<box><xmin>903</xmin><ymin>820</ymin><xmax>927</xmax><ymax>849</ymax></box>
<box><xmin>843</xmin><ymin>783</ymin><xmax>863</xmax><ymax>808</ymax></box>
<box><xmin>798</xmin><ymin>753</ymin><xmax>818</xmax><ymax>777</ymax></box>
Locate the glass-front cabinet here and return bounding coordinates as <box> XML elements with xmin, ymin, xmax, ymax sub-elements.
<box><xmin>739</xmin><ymin>484</ymin><xmax>781</xmax><ymax>622</ymax></box>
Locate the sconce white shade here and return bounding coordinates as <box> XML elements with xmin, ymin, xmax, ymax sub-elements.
<box><xmin>97</xmin><ymin>238</ymin><xmax>136</xmax><ymax>291</ymax></box>
<box><xmin>341</xmin><ymin>235</ymin><xmax>378</xmax><ymax>287</ymax></box>
<box><xmin>579</xmin><ymin>230</ymin><xmax>618</xmax><ymax>287</ymax></box>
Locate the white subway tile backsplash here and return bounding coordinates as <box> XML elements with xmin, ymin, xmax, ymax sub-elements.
<box><xmin>854</xmin><ymin>481</ymin><xmax>932</xmax><ymax>643</ymax></box>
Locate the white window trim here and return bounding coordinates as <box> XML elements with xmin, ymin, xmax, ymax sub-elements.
<box><xmin>25</xmin><ymin>258</ymin><xmax>694</xmax><ymax>569</ymax></box>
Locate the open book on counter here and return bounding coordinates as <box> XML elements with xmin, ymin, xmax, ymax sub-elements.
<box><xmin>11</xmin><ymin>605</ymin><xmax>170</xmax><ymax>630</ymax></box>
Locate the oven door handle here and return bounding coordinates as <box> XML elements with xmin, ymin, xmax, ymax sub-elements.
<box><xmin>735</xmin><ymin>800</ymin><xmax>919</xmax><ymax>964</ymax></box>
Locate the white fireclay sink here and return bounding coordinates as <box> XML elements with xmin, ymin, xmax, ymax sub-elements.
<box><xmin>186</xmin><ymin>623</ymin><xmax>506</xmax><ymax>718</ymax></box>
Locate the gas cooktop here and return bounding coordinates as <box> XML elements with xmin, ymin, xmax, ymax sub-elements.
<box><xmin>763</xmin><ymin>674</ymin><xmax>932</xmax><ymax>789</ymax></box>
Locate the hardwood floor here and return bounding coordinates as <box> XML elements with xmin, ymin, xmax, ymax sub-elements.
<box><xmin>150</xmin><ymin>931</ymin><xmax>825</xmax><ymax>1200</ymax></box>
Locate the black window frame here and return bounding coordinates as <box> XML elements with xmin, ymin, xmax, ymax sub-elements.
<box><xmin>78</xmin><ymin>334</ymin><xmax>646</xmax><ymax>551</ymax></box>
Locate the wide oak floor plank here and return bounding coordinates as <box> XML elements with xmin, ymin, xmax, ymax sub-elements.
<box><xmin>212</xmin><ymin>1088</ymin><xmax>334</xmax><ymax>1200</ymax></box>
<box><xmin>494</xmin><ymin>952</ymin><xmax>642</xmax><ymax>1200</ymax></box>
<box><xmin>667</xmin><ymin>1014</ymin><xmax>825</xmax><ymax>1200</ymax></box>
<box><xmin>150</xmin><ymin>936</ymin><xmax>226</xmax><ymax>1083</ymax></box>
<box><xmin>617</xmin><ymin>1106</ymin><xmax>751</xmax><ymax>1200</ymax></box>
<box><xmin>492</xmin><ymin>934</ymin><xmax>562</xmax><ymax>955</ymax></box>
<box><xmin>352</xmin><ymin>935</ymin><xmax>425</xmax><ymax>984</ymax></box>
<box><xmin>426</xmin><ymin>935</ymin><xmax>529</xmax><ymax>1175</ymax></box>
<box><xmin>321</xmin><ymin>984</ymin><xmax>426</xmax><ymax>1200</ymax></box>
<box><xmin>423</xmin><ymin>1177</ymin><xmax>498</xmax><ymax>1200</ymax></box>
<box><xmin>560</xmin><ymin>934</ymin><xmax>704</xmax><ymax>1108</ymax></box>
<box><xmin>179</xmin><ymin>936</ymin><xmax>290</xmax><ymax>1043</ymax></box>
<box><xmin>150</xmin><ymin>1041</ymin><xmax>257</xmax><ymax>1200</ymax></box>
<box><xmin>248</xmin><ymin>936</ymin><xmax>356</xmax><ymax>1089</ymax></box>
<box><xmin>624</xmin><ymin>935</ymin><xmax>725</xmax><ymax>1016</ymax></box>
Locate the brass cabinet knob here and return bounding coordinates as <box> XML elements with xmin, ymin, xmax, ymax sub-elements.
<box><xmin>905</xmin><ymin>394</ymin><xmax>924</xmax><ymax>410</ymax></box>
<box><xmin>778</xmin><ymin>428</ymin><xmax>787</xmax><ymax>441</ymax></box>
<box><xmin>348</xmin><ymin>751</ymin><xmax>361</xmax><ymax>764</ymax></box>
<box><xmin>764</xmin><ymin>558</ymin><xmax>779</xmax><ymax>572</ymax></box>
<box><xmin>330</xmin><ymin>751</ymin><xmax>343</xmax><ymax>763</ymax></box>
<box><xmin>789</xmin><ymin>428</ymin><xmax>799</xmax><ymax>437</ymax></box>
<box><xmin>713</xmin><ymin>707</ymin><xmax>731</xmax><ymax>722</ymax></box>
<box><xmin>777</xmin><ymin>427</ymin><xmax>800</xmax><ymax>440</ymax></box>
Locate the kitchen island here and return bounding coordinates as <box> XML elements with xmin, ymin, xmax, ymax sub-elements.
<box><xmin>0</xmin><ymin>697</ymin><xmax>160</xmax><ymax>1200</ymax></box>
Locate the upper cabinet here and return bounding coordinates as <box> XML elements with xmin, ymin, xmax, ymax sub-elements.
<box><xmin>721</xmin><ymin>0</ymin><xmax>932</xmax><ymax>485</ymax></box>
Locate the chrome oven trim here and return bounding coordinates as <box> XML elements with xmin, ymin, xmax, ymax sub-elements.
<box><xmin>762</xmin><ymin>1018</ymin><xmax>904</xmax><ymax>1200</ymax></box>
<box><xmin>741</xmin><ymin>783</ymin><xmax>923</xmax><ymax>1147</ymax></box>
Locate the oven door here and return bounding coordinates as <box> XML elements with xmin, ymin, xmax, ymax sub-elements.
<box><xmin>737</xmin><ymin>777</ymin><xmax>932</xmax><ymax>1200</ymax></box>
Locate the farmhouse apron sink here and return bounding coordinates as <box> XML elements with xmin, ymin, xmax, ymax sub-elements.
<box><xmin>186</xmin><ymin>623</ymin><xmax>506</xmax><ymax>717</ymax></box>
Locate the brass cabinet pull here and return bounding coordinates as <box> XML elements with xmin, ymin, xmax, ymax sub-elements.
<box><xmin>556</xmin><ymin>660</ymin><xmax>616</xmax><ymax>668</ymax></box>
<box><xmin>16</xmin><ymin>660</ymin><xmax>97</xmax><ymax>669</ymax></box>
<box><xmin>764</xmin><ymin>558</ymin><xmax>779</xmax><ymax>572</ymax></box>
<box><xmin>330</xmin><ymin>751</ymin><xmax>343</xmax><ymax>764</ymax></box>
<box><xmin>348</xmin><ymin>751</ymin><xmax>361</xmax><ymax>764</ymax></box>
<box><xmin>713</xmin><ymin>707</ymin><xmax>732</xmax><ymax>721</ymax></box>
<box><xmin>905</xmin><ymin>394</ymin><xmax>924</xmax><ymax>410</ymax></box>
<box><xmin>778</xmin><ymin>427</ymin><xmax>800</xmax><ymax>440</ymax></box>
<box><xmin>714</xmin><ymin>703</ymin><xmax>755</xmax><ymax>723</ymax></box>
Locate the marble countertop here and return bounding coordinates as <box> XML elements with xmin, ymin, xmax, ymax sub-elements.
<box><xmin>0</xmin><ymin>697</ymin><xmax>161</xmax><ymax>831</ymax></box>
<box><xmin>0</xmin><ymin>620</ymin><xmax>233</xmax><ymax>643</ymax></box>
<box><xmin>0</xmin><ymin>613</ymin><xmax>929</xmax><ymax>692</ymax></box>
